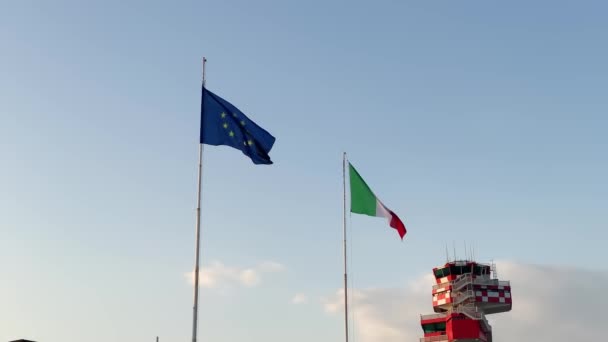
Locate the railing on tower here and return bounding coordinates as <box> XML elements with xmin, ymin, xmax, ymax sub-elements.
<box><xmin>491</xmin><ymin>261</ymin><xmax>498</xmax><ymax>280</ymax></box>
<box><xmin>420</xmin><ymin>312</ymin><xmax>448</xmax><ymax>321</ymax></box>
<box><xmin>451</xmin><ymin>273</ymin><xmax>473</xmax><ymax>291</ymax></box>
<box><xmin>453</xmin><ymin>304</ymin><xmax>481</xmax><ymax>320</ymax></box>
<box><xmin>453</xmin><ymin>290</ymin><xmax>475</xmax><ymax>305</ymax></box>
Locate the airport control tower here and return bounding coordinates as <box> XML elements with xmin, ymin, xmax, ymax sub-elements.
<box><xmin>419</xmin><ymin>260</ymin><xmax>512</xmax><ymax>342</ymax></box>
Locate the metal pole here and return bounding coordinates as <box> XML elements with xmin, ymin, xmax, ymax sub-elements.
<box><xmin>342</xmin><ymin>152</ymin><xmax>349</xmax><ymax>342</ymax></box>
<box><xmin>192</xmin><ymin>57</ymin><xmax>207</xmax><ymax>342</ymax></box>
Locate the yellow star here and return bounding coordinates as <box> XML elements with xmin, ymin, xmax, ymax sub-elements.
<box><xmin>232</xmin><ymin>113</ymin><xmax>238</xmax><ymax>118</ymax></box>
<box><xmin>222</xmin><ymin>123</ymin><xmax>228</xmax><ymax>129</ymax></box>
<box><xmin>247</xmin><ymin>140</ymin><xmax>253</xmax><ymax>146</ymax></box>
<box><xmin>229</xmin><ymin>131</ymin><xmax>235</xmax><ymax>137</ymax></box>
<box><xmin>240</xmin><ymin>120</ymin><xmax>246</xmax><ymax>126</ymax></box>
<box><xmin>220</xmin><ymin>112</ymin><xmax>227</xmax><ymax>118</ymax></box>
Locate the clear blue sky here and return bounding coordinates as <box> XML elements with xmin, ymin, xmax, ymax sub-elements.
<box><xmin>1</xmin><ymin>1</ymin><xmax>607</xmax><ymax>341</ymax></box>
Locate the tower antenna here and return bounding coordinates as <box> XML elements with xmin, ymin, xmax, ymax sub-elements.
<box><xmin>445</xmin><ymin>244</ymin><xmax>450</xmax><ymax>262</ymax></box>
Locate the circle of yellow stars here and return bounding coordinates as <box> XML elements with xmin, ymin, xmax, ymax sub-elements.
<box><xmin>220</xmin><ymin>112</ymin><xmax>253</xmax><ymax>146</ymax></box>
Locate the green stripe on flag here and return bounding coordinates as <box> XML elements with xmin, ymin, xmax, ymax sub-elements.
<box><xmin>349</xmin><ymin>163</ymin><xmax>377</xmax><ymax>216</ymax></box>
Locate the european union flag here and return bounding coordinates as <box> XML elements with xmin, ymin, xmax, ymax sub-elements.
<box><xmin>200</xmin><ymin>86</ymin><xmax>276</xmax><ymax>165</ymax></box>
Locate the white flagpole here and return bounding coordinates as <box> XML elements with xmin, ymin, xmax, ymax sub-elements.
<box><xmin>192</xmin><ymin>57</ymin><xmax>207</xmax><ymax>342</ymax></box>
<box><xmin>342</xmin><ymin>152</ymin><xmax>349</xmax><ymax>342</ymax></box>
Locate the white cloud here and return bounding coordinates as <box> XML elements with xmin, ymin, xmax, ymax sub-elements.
<box><xmin>292</xmin><ymin>293</ymin><xmax>308</xmax><ymax>304</ymax></box>
<box><xmin>258</xmin><ymin>260</ymin><xmax>286</xmax><ymax>273</ymax></box>
<box><xmin>239</xmin><ymin>268</ymin><xmax>261</xmax><ymax>287</ymax></box>
<box><xmin>323</xmin><ymin>261</ymin><xmax>607</xmax><ymax>342</ymax></box>
<box><xmin>186</xmin><ymin>260</ymin><xmax>285</xmax><ymax>289</ymax></box>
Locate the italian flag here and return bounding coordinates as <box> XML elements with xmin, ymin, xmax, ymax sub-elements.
<box><xmin>349</xmin><ymin>162</ymin><xmax>407</xmax><ymax>239</ymax></box>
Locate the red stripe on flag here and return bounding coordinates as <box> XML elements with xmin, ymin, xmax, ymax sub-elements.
<box><xmin>389</xmin><ymin>210</ymin><xmax>407</xmax><ymax>239</ymax></box>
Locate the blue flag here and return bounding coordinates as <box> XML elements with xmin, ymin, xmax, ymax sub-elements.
<box><xmin>200</xmin><ymin>86</ymin><xmax>276</xmax><ymax>165</ymax></box>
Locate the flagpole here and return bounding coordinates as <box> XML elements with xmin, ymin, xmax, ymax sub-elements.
<box><xmin>192</xmin><ymin>56</ymin><xmax>207</xmax><ymax>342</ymax></box>
<box><xmin>342</xmin><ymin>152</ymin><xmax>349</xmax><ymax>342</ymax></box>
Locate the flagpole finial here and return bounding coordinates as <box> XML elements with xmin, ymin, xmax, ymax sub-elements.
<box><xmin>202</xmin><ymin>57</ymin><xmax>207</xmax><ymax>85</ymax></box>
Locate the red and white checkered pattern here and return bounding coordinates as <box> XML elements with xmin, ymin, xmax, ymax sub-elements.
<box><xmin>475</xmin><ymin>290</ymin><xmax>512</xmax><ymax>304</ymax></box>
<box><xmin>432</xmin><ymin>290</ymin><xmax>453</xmax><ymax>306</ymax></box>
<box><xmin>432</xmin><ymin>285</ymin><xmax>451</xmax><ymax>295</ymax></box>
<box><xmin>435</xmin><ymin>274</ymin><xmax>457</xmax><ymax>284</ymax></box>
<box><xmin>476</xmin><ymin>284</ymin><xmax>511</xmax><ymax>291</ymax></box>
<box><xmin>433</xmin><ymin>288</ymin><xmax>512</xmax><ymax>307</ymax></box>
